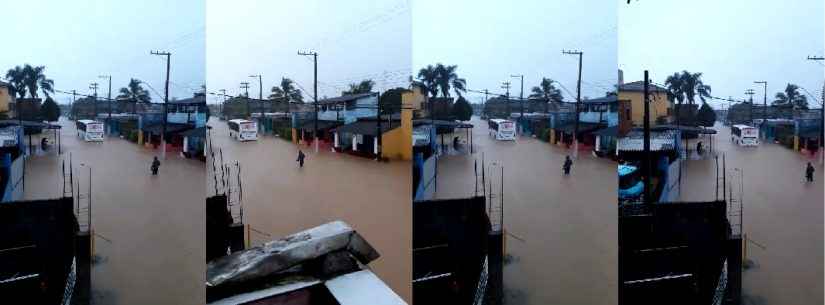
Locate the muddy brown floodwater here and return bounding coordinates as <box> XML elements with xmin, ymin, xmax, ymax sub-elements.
<box><xmin>23</xmin><ymin>117</ymin><xmax>205</xmax><ymax>305</ymax></box>
<box><xmin>206</xmin><ymin>117</ymin><xmax>412</xmax><ymax>302</ymax></box>
<box><xmin>430</xmin><ymin>116</ymin><xmax>617</xmax><ymax>305</ymax></box>
<box><xmin>677</xmin><ymin>122</ymin><xmax>823</xmax><ymax>305</ymax></box>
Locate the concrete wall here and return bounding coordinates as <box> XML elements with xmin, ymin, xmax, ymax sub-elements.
<box><xmin>381</xmin><ymin>96</ymin><xmax>414</xmax><ymax>161</ymax></box>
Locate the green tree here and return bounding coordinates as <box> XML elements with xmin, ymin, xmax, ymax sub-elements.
<box><xmin>529</xmin><ymin>78</ymin><xmax>563</xmax><ymax>102</ymax></box>
<box><xmin>679</xmin><ymin>71</ymin><xmax>711</xmax><ymax>105</ymax></box>
<box><xmin>452</xmin><ymin>96</ymin><xmax>473</xmax><ymax>121</ymax></box>
<box><xmin>434</xmin><ymin>63</ymin><xmax>466</xmax><ymax>98</ymax></box>
<box><xmin>5</xmin><ymin>65</ymin><xmax>27</xmax><ymax>98</ymax></box>
<box><xmin>342</xmin><ymin>79</ymin><xmax>375</xmax><ymax>96</ymax></box>
<box><xmin>417</xmin><ymin>63</ymin><xmax>466</xmax><ymax>98</ymax></box>
<box><xmin>40</xmin><ymin>96</ymin><xmax>61</xmax><ymax>122</ymax></box>
<box><xmin>416</xmin><ymin>65</ymin><xmax>438</xmax><ymax>98</ymax></box>
<box><xmin>5</xmin><ymin>64</ymin><xmax>54</xmax><ymax>99</ymax></box>
<box><xmin>269</xmin><ymin>77</ymin><xmax>304</xmax><ymax>103</ymax></box>
<box><xmin>117</xmin><ymin>78</ymin><xmax>152</xmax><ymax>103</ymax></box>
<box><xmin>773</xmin><ymin>83</ymin><xmax>808</xmax><ymax>109</ymax></box>
<box><xmin>379</xmin><ymin>88</ymin><xmax>405</xmax><ymax>115</ymax></box>
<box><xmin>695</xmin><ymin>102</ymin><xmax>716</xmax><ymax>127</ymax></box>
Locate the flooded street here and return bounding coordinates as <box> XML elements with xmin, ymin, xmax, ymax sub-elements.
<box><xmin>24</xmin><ymin>117</ymin><xmax>205</xmax><ymax>305</ymax></box>
<box><xmin>431</xmin><ymin>117</ymin><xmax>617</xmax><ymax>305</ymax></box>
<box><xmin>206</xmin><ymin>117</ymin><xmax>412</xmax><ymax>302</ymax></box>
<box><xmin>677</xmin><ymin>123</ymin><xmax>823</xmax><ymax>305</ymax></box>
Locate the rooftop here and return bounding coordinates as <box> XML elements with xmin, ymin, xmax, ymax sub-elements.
<box><xmin>318</xmin><ymin>92</ymin><xmax>378</xmax><ymax>105</ymax></box>
<box><xmin>206</xmin><ymin>221</ymin><xmax>405</xmax><ymax>305</ymax></box>
<box><xmin>619</xmin><ymin>81</ymin><xmax>668</xmax><ymax>93</ymax></box>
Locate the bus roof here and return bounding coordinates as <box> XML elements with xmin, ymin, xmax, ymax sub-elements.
<box><xmin>732</xmin><ymin>124</ymin><xmax>754</xmax><ymax>129</ymax></box>
<box><xmin>490</xmin><ymin>118</ymin><xmax>512</xmax><ymax>124</ymax></box>
<box><xmin>228</xmin><ymin>119</ymin><xmax>253</xmax><ymax>124</ymax></box>
<box><xmin>77</xmin><ymin>119</ymin><xmax>102</xmax><ymax>124</ymax></box>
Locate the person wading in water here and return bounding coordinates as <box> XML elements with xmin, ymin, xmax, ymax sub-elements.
<box><xmin>806</xmin><ymin>162</ymin><xmax>815</xmax><ymax>182</ymax></box>
<box><xmin>563</xmin><ymin>155</ymin><xmax>573</xmax><ymax>175</ymax></box>
<box><xmin>151</xmin><ymin>156</ymin><xmax>160</xmax><ymax>175</ymax></box>
<box><xmin>296</xmin><ymin>150</ymin><xmax>306</xmax><ymax>168</ymax></box>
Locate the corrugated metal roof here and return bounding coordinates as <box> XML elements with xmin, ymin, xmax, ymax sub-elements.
<box><xmin>617</xmin><ymin>130</ymin><xmax>678</xmax><ymax>151</ymax></box>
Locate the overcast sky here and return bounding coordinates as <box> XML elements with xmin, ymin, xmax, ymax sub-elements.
<box><xmin>413</xmin><ymin>0</ymin><xmax>618</xmax><ymax>104</ymax></box>
<box><xmin>619</xmin><ymin>0</ymin><xmax>824</xmax><ymax>109</ymax></box>
<box><xmin>206</xmin><ymin>0</ymin><xmax>411</xmax><ymax>105</ymax></box>
<box><xmin>1</xmin><ymin>0</ymin><xmax>205</xmax><ymax>105</ymax></box>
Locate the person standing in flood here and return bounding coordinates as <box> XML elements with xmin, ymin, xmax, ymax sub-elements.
<box><xmin>151</xmin><ymin>156</ymin><xmax>160</xmax><ymax>175</ymax></box>
<box><xmin>296</xmin><ymin>150</ymin><xmax>306</xmax><ymax>168</ymax></box>
<box><xmin>563</xmin><ymin>155</ymin><xmax>573</xmax><ymax>175</ymax></box>
<box><xmin>805</xmin><ymin>162</ymin><xmax>815</xmax><ymax>182</ymax></box>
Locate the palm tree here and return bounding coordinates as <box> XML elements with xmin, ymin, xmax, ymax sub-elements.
<box><xmin>21</xmin><ymin>64</ymin><xmax>54</xmax><ymax>99</ymax></box>
<box><xmin>679</xmin><ymin>71</ymin><xmax>711</xmax><ymax>105</ymax></box>
<box><xmin>774</xmin><ymin>83</ymin><xmax>808</xmax><ymax>109</ymax></box>
<box><xmin>416</xmin><ymin>65</ymin><xmax>438</xmax><ymax>98</ymax></box>
<box><xmin>664</xmin><ymin>72</ymin><xmax>685</xmax><ymax>105</ymax></box>
<box><xmin>269</xmin><ymin>77</ymin><xmax>303</xmax><ymax>103</ymax></box>
<box><xmin>529</xmin><ymin>78</ymin><xmax>563</xmax><ymax>101</ymax></box>
<box><xmin>433</xmin><ymin>63</ymin><xmax>466</xmax><ymax>98</ymax></box>
<box><xmin>117</xmin><ymin>78</ymin><xmax>151</xmax><ymax>113</ymax></box>
<box><xmin>117</xmin><ymin>78</ymin><xmax>152</xmax><ymax>102</ymax></box>
<box><xmin>342</xmin><ymin>79</ymin><xmax>375</xmax><ymax>96</ymax></box>
<box><xmin>529</xmin><ymin>78</ymin><xmax>563</xmax><ymax>113</ymax></box>
<box><xmin>5</xmin><ymin>66</ymin><xmax>27</xmax><ymax>98</ymax></box>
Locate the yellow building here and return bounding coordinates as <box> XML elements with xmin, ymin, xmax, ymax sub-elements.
<box><xmin>380</xmin><ymin>87</ymin><xmax>420</xmax><ymax>161</ymax></box>
<box><xmin>618</xmin><ymin>81</ymin><xmax>672</xmax><ymax>127</ymax></box>
<box><xmin>0</xmin><ymin>81</ymin><xmax>12</xmax><ymax>114</ymax></box>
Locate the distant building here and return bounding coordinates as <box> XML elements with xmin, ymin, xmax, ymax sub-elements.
<box><xmin>618</xmin><ymin>81</ymin><xmax>672</xmax><ymax>127</ymax></box>
<box><xmin>317</xmin><ymin>92</ymin><xmax>379</xmax><ymax>124</ymax></box>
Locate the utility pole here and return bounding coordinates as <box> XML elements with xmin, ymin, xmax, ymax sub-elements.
<box><xmin>511</xmin><ymin>74</ymin><xmax>524</xmax><ymax>118</ymax></box>
<box><xmin>71</xmin><ymin>90</ymin><xmax>77</xmax><ymax>120</ymax></box>
<box><xmin>299</xmin><ymin>50</ymin><xmax>319</xmax><ymax>153</ymax></box>
<box><xmin>219</xmin><ymin>89</ymin><xmax>227</xmax><ymax>119</ymax></box>
<box><xmin>643</xmin><ymin>71</ymin><xmax>652</xmax><ymax>205</ymax></box>
<box><xmin>240</xmin><ymin>82</ymin><xmax>250</xmax><ymax>118</ymax></box>
<box><xmin>90</xmin><ymin>82</ymin><xmax>99</xmax><ymax>119</ymax></box>
<box><xmin>150</xmin><ymin>50</ymin><xmax>171</xmax><ymax>159</ymax></box>
<box><xmin>745</xmin><ymin>89</ymin><xmax>755</xmax><ymax>124</ymax></box>
<box><xmin>501</xmin><ymin>81</ymin><xmax>511</xmax><ymax>117</ymax></box>
<box><xmin>99</xmin><ymin>75</ymin><xmax>112</xmax><ymax>133</ymax></box>
<box><xmin>563</xmin><ymin>49</ymin><xmax>583</xmax><ymax>158</ymax></box>
<box><xmin>807</xmin><ymin>56</ymin><xmax>824</xmax><ymax>164</ymax></box>
<box><xmin>754</xmin><ymin>81</ymin><xmax>767</xmax><ymax>136</ymax></box>
<box><xmin>249</xmin><ymin>74</ymin><xmax>263</xmax><ymax>115</ymax></box>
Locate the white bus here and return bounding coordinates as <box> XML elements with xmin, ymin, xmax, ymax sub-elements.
<box><xmin>731</xmin><ymin>124</ymin><xmax>759</xmax><ymax>146</ymax></box>
<box><xmin>228</xmin><ymin>119</ymin><xmax>258</xmax><ymax>141</ymax></box>
<box><xmin>489</xmin><ymin>119</ymin><xmax>516</xmax><ymax>141</ymax></box>
<box><xmin>76</xmin><ymin>120</ymin><xmax>104</xmax><ymax>142</ymax></box>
